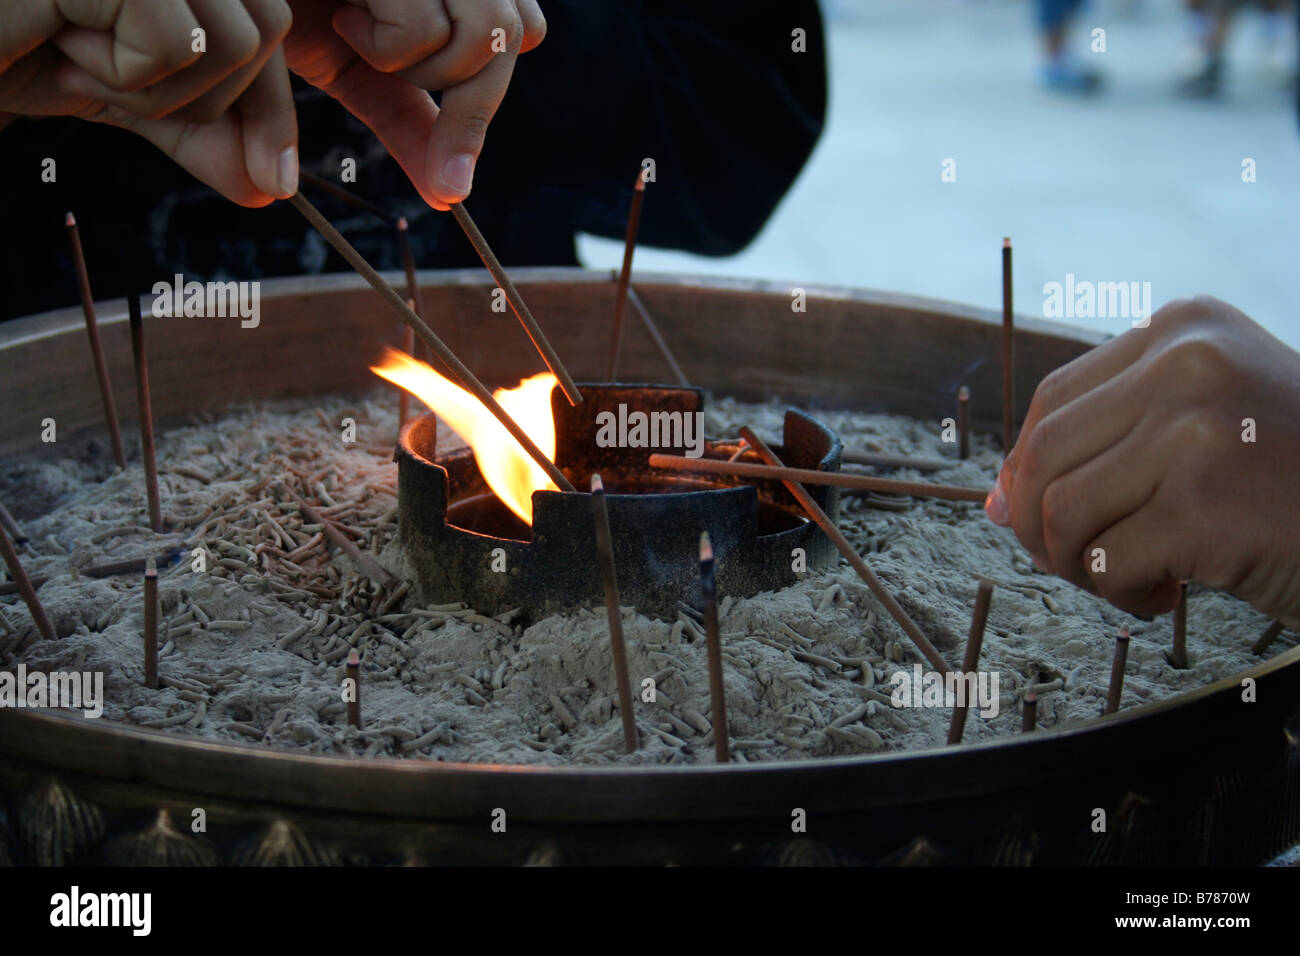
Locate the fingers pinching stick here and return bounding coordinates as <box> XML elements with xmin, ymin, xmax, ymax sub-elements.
<box><xmin>0</xmin><ymin>520</ymin><xmax>56</xmax><ymax>642</ymax></box>
<box><xmin>591</xmin><ymin>475</ymin><xmax>637</xmax><ymax>753</ymax></box>
<box><xmin>1105</xmin><ymin>626</ymin><xmax>1131</xmax><ymax>714</ymax></box>
<box><xmin>738</xmin><ymin>427</ymin><xmax>951</xmax><ymax>675</ymax></box>
<box><xmin>947</xmin><ymin>579</ymin><xmax>993</xmax><ymax>744</ymax></box>
<box><xmin>699</xmin><ymin>531</ymin><xmax>729</xmax><ymax>763</ymax></box>
<box><xmin>289</xmin><ymin>193</ymin><xmax>575</xmax><ymax>492</ymax></box>
<box><xmin>66</xmin><ymin>212</ymin><xmax>126</xmax><ymax>470</ymax></box>
<box><xmin>449</xmin><ymin>201</ymin><xmax>583</xmax><ymax>406</ymax></box>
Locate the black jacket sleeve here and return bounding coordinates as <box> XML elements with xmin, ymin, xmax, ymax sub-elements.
<box><xmin>475</xmin><ymin>0</ymin><xmax>828</xmax><ymax>260</ymax></box>
<box><xmin>0</xmin><ymin>2</ymin><xmax>826</xmax><ymax>319</ymax></box>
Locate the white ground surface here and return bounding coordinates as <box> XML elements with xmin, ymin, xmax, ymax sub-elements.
<box><xmin>579</xmin><ymin>0</ymin><xmax>1300</xmax><ymax>348</ymax></box>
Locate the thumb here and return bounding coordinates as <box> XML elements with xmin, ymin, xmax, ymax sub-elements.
<box><xmin>84</xmin><ymin>49</ymin><xmax>298</xmax><ymax>209</ymax></box>
<box><xmin>231</xmin><ymin>48</ymin><xmax>299</xmax><ymax>199</ymax></box>
<box><xmin>423</xmin><ymin>43</ymin><xmax>519</xmax><ymax>206</ymax></box>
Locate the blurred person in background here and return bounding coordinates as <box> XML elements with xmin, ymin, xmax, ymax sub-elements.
<box><xmin>1035</xmin><ymin>0</ymin><xmax>1103</xmax><ymax>93</ymax></box>
<box><xmin>1178</xmin><ymin>0</ymin><xmax>1296</xmax><ymax>97</ymax></box>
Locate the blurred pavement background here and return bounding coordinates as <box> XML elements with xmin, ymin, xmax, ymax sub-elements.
<box><xmin>577</xmin><ymin>0</ymin><xmax>1300</xmax><ymax>347</ymax></box>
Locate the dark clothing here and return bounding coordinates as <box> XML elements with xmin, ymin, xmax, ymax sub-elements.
<box><xmin>0</xmin><ymin>2</ymin><xmax>826</xmax><ymax>320</ymax></box>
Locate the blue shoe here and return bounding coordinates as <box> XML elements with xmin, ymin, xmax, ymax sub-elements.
<box><xmin>1041</xmin><ymin>61</ymin><xmax>1103</xmax><ymax>95</ymax></box>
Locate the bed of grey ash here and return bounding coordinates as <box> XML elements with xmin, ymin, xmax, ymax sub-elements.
<box><xmin>0</xmin><ymin>389</ymin><xmax>1289</xmax><ymax>766</ymax></box>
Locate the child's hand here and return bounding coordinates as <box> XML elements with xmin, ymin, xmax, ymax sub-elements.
<box><xmin>1</xmin><ymin>0</ymin><xmax>298</xmax><ymax>205</ymax></box>
<box><xmin>986</xmin><ymin>296</ymin><xmax>1300</xmax><ymax>628</ymax></box>
<box><xmin>285</xmin><ymin>0</ymin><xmax>546</xmax><ymax>208</ymax></box>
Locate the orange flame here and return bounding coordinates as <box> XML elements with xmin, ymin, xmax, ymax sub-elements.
<box><xmin>371</xmin><ymin>348</ymin><xmax>559</xmax><ymax>524</ymax></box>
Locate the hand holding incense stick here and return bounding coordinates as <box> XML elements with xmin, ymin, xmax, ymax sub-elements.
<box><xmin>985</xmin><ymin>296</ymin><xmax>1300</xmax><ymax>630</ymax></box>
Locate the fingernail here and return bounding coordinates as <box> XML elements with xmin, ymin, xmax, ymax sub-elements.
<box><xmin>278</xmin><ymin>146</ymin><xmax>299</xmax><ymax>198</ymax></box>
<box><xmin>985</xmin><ymin>472</ymin><xmax>1010</xmax><ymax>526</ymax></box>
<box><xmin>1031</xmin><ymin>552</ymin><xmax>1050</xmax><ymax>573</ymax></box>
<box><xmin>441</xmin><ymin>153</ymin><xmax>474</xmax><ymax>196</ymax></box>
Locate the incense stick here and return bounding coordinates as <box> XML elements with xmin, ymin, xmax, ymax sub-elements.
<box><xmin>288</xmin><ymin>192</ymin><xmax>575</xmax><ymax>492</ymax></box>
<box><xmin>398</xmin><ymin>304</ymin><xmax>415</xmax><ymax>430</ymax></box>
<box><xmin>648</xmin><ymin>453</ymin><xmax>988</xmax><ymax>503</ymax></box>
<box><xmin>591</xmin><ymin>474</ymin><xmax>637</xmax><ymax>753</ymax></box>
<box><xmin>0</xmin><ymin>548</ymin><xmax>185</xmax><ymax>596</ymax></box>
<box><xmin>607</xmin><ymin>171</ymin><xmax>646</xmax><ymax>381</ymax></box>
<box><xmin>449</xmin><ymin>201</ymin><xmax>583</xmax><ymax>405</ymax></box>
<box><xmin>299</xmin><ymin>169</ymin><xmax>394</xmax><ymax>224</ymax></box>
<box><xmin>699</xmin><ymin>531</ymin><xmax>729</xmax><ymax>762</ymax></box>
<box><xmin>957</xmin><ymin>385</ymin><xmax>970</xmax><ymax>461</ymax></box>
<box><xmin>1251</xmin><ymin>620</ymin><xmax>1286</xmax><ymax>655</ymax></box>
<box><xmin>280</xmin><ymin>483</ymin><xmax>397</xmax><ymax>589</ymax></box>
<box><xmin>125</xmin><ymin>258</ymin><xmax>164</xmax><ymax>533</ymax></box>
<box><xmin>65</xmin><ymin>212</ymin><xmax>126</xmax><ymax>469</ymax></box>
<box><xmin>627</xmin><ymin>286</ymin><xmax>690</xmax><ymax>387</ymax></box>
<box><xmin>946</xmin><ymin>578</ymin><xmax>993</xmax><ymax>744</ymax></box>
<box><xmin>1002</xmin><ymin>237</ymin><xmax>1015</xmax><ymax>455</ymax></box>
<box><xmin>1022</xmin><ymin>690</ymin><xmax>1037</xmax><ymax>732</ymax></box>
<box><xmin>738</xmin><ymin>427</ymin><xmax>951</xmax><ymax>675</ymax></box>
<box><xmin>143</xmin><ymin>557</ymin><xmax>158</xmax><ymax>689</ymax></box>
<box><xmin>397</xmin><ymin>218</ymin><xmax>425</xmax><ymax>326</ymax></box>
<box><xmin>0</xmin><ymin>500</ymin><xmax>27</xmax><ymax>548</ymax></box>
<box><xmin>0</xmin><ymin>520</ymin><xmax>56</xmax><ymax>642</ymax></box>
<box><xmin>1105</xmin><ymin>626</ymin><xmax>1130</xmax><ymax>714</ymax></box>
<box><xmin>1169</xmin><ymin>581</ymin><xmax>1189</xmax><ymax>669</ymax></box>
<box><xmin>346</xmin><ymin>649</ymin><xmax>361</xmax><ymax>728</ymax></box>
<box><xmin>841</xmin><ymin>450</ymin><xmax>955</xmax><ymax>472</ymax></box>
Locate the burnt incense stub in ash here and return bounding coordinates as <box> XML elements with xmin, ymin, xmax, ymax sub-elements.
<box><xmin>395</xmin><ymin>384</ymin><xmax>842</xmax><ymax>619</ymax></box>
